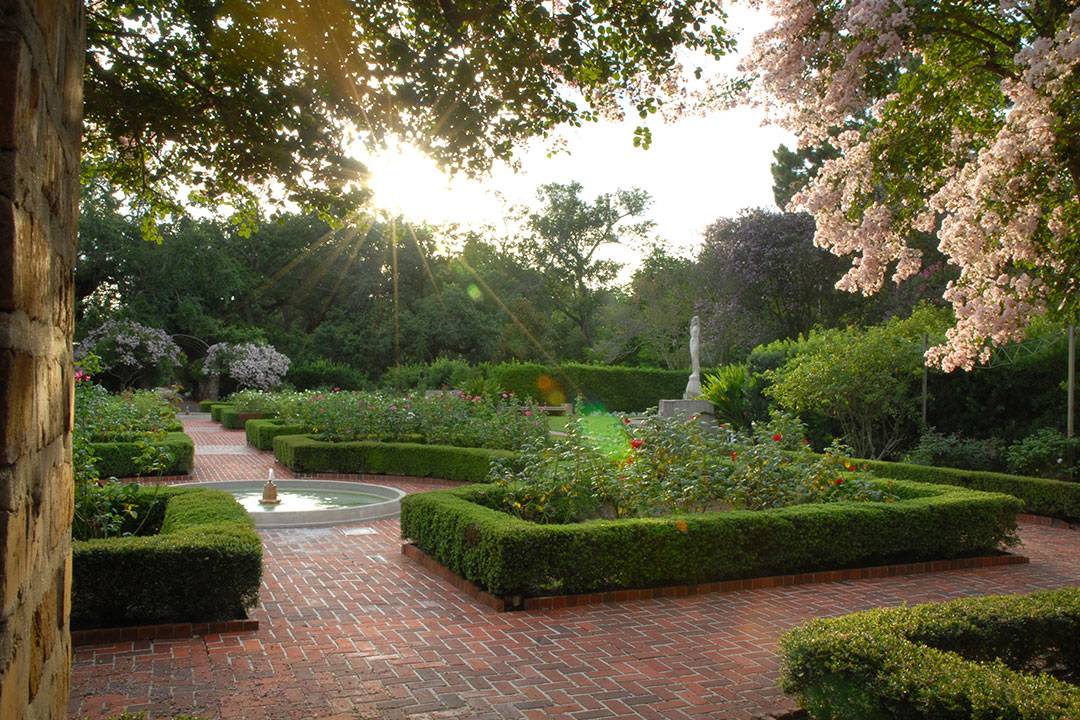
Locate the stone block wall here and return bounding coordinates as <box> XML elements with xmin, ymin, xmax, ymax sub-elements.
<box><xmin>0</xmin><ymin>0</ymin><xmax>84</xmax><ymax>718</ymax></box>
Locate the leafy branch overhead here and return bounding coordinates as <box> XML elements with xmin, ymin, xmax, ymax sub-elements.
<box><xmin>84</xmin><ymin>0</ymin><xmax>734</xmax><ymax>230</ymax></box>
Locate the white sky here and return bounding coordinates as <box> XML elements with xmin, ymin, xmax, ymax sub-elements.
<box><xmin>360</xmin><ymin>5</ymin><xmax>793</xmax><ymax>261</ymax></box>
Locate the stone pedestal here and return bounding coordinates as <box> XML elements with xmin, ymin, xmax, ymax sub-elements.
<box><xmin>658</xmin><ymin>399</ymin><xmax>716</xmax><ymax>425</ymax></box>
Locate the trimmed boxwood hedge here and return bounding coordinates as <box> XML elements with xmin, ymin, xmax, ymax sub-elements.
<box><xmin>857</xmin><ymin>458</ymin><xmax>1080</xmax><ymax>522</ymax></box>
<box><xmin>72</xmin><ymin>486</ymin><xmax>262</xmax><ymax>629</ymax></box>
<box><xmin>780</xmin><ymin>587</ymin><xmax>1080</xmax><ymax>719</ymax></box>
<box><xmin>245</xmin><ymin>418</ymin><xmax>305</xmax><ymax>450</ymax></box>
<box><xmin>91</xmin><ymin>431</ymin><xmax>195</xmax><ymax>478</ymax></box>
<box><xmin>220</xmin><ymin>407</ymin><xmax>267</xmax><ymax>429</ymax></box>
<box><xmin>273</xmin><ymin>434</ymin><xmax>515</xmax><ymax>483</ymax></box>
<box><xmin>198</xmin><ymin>399</ymin><xmax>216</xmax><ymax>412</ymax></box>
<box><xmin>489</xmin><ymin>362</ymin><xmax>689</xmax><ymax>412</ymax></box>
<box><xmin>399</xmin><ymin>480</ymin><xmax>1022</xmax><ymax>598</ymax></box>
<box><xmin>209</xmin><ymin>403</ymin><xmax>234</xmax><ymax>422</ymax></box>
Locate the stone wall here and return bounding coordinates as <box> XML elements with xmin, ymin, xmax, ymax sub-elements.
<box><xmin>0</xmin><ymin>0</ymin><xmax>84</xmax><ymax>718</ymax></box>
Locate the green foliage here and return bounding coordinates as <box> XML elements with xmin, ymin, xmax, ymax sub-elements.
<box><xmin>400</xmin><ymin>479</ymin><xmax>1020</xmax><ymax>597</ymax></box>
<box><xmin>766</xmin><ymin>306</ymin><xmax>951</xmax><ymax>458</ymax></box>
<box><xmin>701</xmin><ymin>364</ymin><xmax>765</xmax><ymax>428</ymax></box>
<box><xmin>89</xmin><ymin>432</ymin><xmax>194</xmax><ymax>478</ymax></box>
<box><xmin>245</xmin><ymin>418</ymin><xmax>305</xmax><ymax>451</ymax></box>
<box><xmin>286</xmin><ymin>359</ymin><xmax>368</xmax><ymax>391</ymax></box>
<box><xmin>857</xmin><ymin>458</ymin><xmax>1080</xmax><ymax>522</ymax></box>
<box><xmin>780</xmin><ymin>588</ymin><xmax>1080</xmax><ymax>720</ymax></box>
<box><xmin>273</xmin><ymin>434</ymin><xmax>515</xmax><ymax>483</ymax></box>
<box><xmin>73</xmin><ymin>479</ymin><xmax>159</xmax><ymax>540</ymax></box>
<box><xmin>489</xmin><ymin>362</ymin><xmax>687</xmax><ymax>412</ymax></box>
<box><xmin>209</xmin><ymin>403</ymin><xmax>233</xmax><ymax>422</ymax></box>
<box><xmin>1006</xmin><ymin>429</ymin><xmax>1080</xmax><ymax>480</ymax></box>
<box><xmin>83</xmin><ymin>3</ymin><xmax>732</xmax><ymax>231</ymax></box>
<box><xmin>219</xmin><ymin>407</ymin><xmax>266</xmax><ymax>430</ymax></box>
<box><xmin>903</xmin><ymin>430</ymin><xmax>1002</xmax><ymax>472</ymax></box>
<box><xmin>75</xmin><ymin>383</ymin><xmax>182</xmax><ymax>441</ymax></box>
<box><xmin>72</xmin><ymin>487</ymin><xmax>262</xmax><ymax>629</ymax></box>
<box><xmin>491</xmin><ymin>414</ymin><xmax>890</xmax><ymax>523</ymax></box>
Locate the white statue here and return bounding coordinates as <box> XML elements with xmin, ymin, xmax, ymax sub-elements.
<box><xmin>683</xmin><ymin>315</ymin><xmax>702</xmax><ymax>399</ymax></box>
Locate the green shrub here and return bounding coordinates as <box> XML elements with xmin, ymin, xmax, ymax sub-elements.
<box><xmin>210</xmin><ymin>403</ymin><xmax>234</xmax><ymax>422</ymax></box>
<box><xmin>219</xmin><ymin>406</ymin><xmax>267</xmax><ymax>429</ymax></box>
<box><xmin>90</xmin><ymin>431</ymin><xmax>194</xmax><ymax>478</ymax></box>
<box><xmin>1005</xmin><ymin>428</ymin><xmax>1079</xmax><ymax>479</ymax></box>
<box><xmin>857</xmin><ymin>458</ymin><xmax>1080</xmax><ymax>522</ymax></box>
<box><xmin>198</xmin><ymin>399</ymin><xmax>216</xmax><ymax>412</ymax></box>
<box><xmin>489</xmin><ymin>362</ymin><xmax>687</xmax><ymax>412</ymax></box>
<box><xmin>287</xmin><ymin>358</ymin><xmax>368</xmax><ymax>390</ymax></box>
<box><xmin>273</xmin><ymin>434</ymin><xmax>515</xmax><ymax>483</ymax></box>
<box><xmin>701</xmin><ymin>363</ymin><xmax>766</xmax><ymax>428</ymax></box>
<box><xmin>400</xmin><ymin>479</ymin><xmax>1020</xmax><ymax>597</ymax></box>
<box><xmin>903</xmin><ymin>429</ymin><xmax>1001</xmax><ymax>472</ymax></box>
<box><xmin>780</xmin><ymin>587</ymin><xmax>1080</xmax><ymax>720</ymax></box>
<box><xmin>72</xmin><ymin>487</ymin><xmax>262</xmax><ymax>629</ymax></box>
<box><xmin>245</xmin><ymin>418</ymin><xmax>305</xmax><ymax>450</ymax></box>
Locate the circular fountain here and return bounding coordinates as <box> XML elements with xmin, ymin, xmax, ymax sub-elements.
<box><xmin>180</xmin><ymin>478</ymin><xmax>406</xmax><ymax>528</ymax></box>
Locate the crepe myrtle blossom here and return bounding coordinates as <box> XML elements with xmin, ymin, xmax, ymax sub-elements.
<box><xmin>742</xmin><ymin>0</ymin><xmax>1080</xmax><ymax>370</ymax></box>
<box><xmin>204</xmin><ymin>342</ymin><xmax>290</xmax><ymax>390</ymax></box>
<box><xmin>75</xmin><ymin>319</ymin><xmax>183</xmax><ymax>385</ymax></box>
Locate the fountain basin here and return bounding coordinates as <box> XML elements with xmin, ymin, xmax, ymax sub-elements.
<box><xmin>177</xmin><ymin>480</ymin><xmax>406</xmax><ymax>528</ymax></box>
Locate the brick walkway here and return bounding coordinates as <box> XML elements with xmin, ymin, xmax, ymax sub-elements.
<box><xmin>70</xmin><ymin>416</ymin><xmax>1080</xmax><ymax>720</ymax></box>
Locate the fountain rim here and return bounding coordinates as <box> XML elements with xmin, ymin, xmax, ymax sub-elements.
<box><xmin>175</xmin><ymin>479</ymin><xmax>406</xmax><ymax>529</ymax></box>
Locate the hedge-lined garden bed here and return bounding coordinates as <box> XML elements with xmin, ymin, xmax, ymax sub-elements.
<box><xmin>857</xmin><ymin>458</ymin><xmax>1080</xmax><ymax>522</ymax></box>
<box><xmin>273</xmin><ymin>434</ymin><xmax>515</xmax><ymax>483</ymax></box>
<box><xmin>400</xmin><ymin>479</ymin><xmax>1021</xmax><ymax>600</ymax></box>
<box><xmin>89</xmin><ymin>431</ymin><xmax>195</xmax><ymax>478</ymax></box>
<box><xmin>209</xmin><ymin>402</ymin><xmax>234</xmax><ymax>422</ymax></box>
<box><xmin>780</xmin><ymin>587</ymin><xmax>1080</xmax><ymax>719</ymax></box>
<box><xmin>245</xmin><ymin>418</ymin><xmax>305</xmax><ymax>450</ymax></box>
<box><xmin>220</xmin><ymin>407</ymin><xmax>267</xmax><ymax>429</ymax></box>
<box><xmin>72</xmin><ymin>486</ymin><xmax>262</xmax><ymax>629</ymax></box>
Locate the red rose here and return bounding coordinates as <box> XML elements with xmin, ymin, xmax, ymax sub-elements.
<box><xmin>730</xmin><ymin>451</ymin><xmax>738</xmax><ymax>462</ymax></box>
<box><xmin>834</xmin><ymin>477</ymin><xmax>843</xmax><ymax>486</ymax></box>
<box><xmin>622</xmin><ymin>417</ymin><xmax>631</xmax><ymax>425</ymax></box>
<box><xmin>772</xmin><ymin>433</ymin><xmax>783</xmax><ymax>442</ymax></box>
<box><xmin>630</xmin><ymin>438</ymin><xmax>644</xmax><ymax>450</ymax></box>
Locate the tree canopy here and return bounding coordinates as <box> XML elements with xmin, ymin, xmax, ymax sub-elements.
<box><xmin>84</xmin><ymin>0</ymin><xmax>733</xmax><ymax>231</ymax></box>
<box><xmin>744</xmin><ymin>0</ymin><xmax>1080</xmax><ymax>370</ymax></box>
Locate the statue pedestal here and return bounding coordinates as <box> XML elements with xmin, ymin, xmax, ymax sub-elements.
<box><xmin>658</xmin><ymin>399</ymin><xmax>716</xmax><ymax>426</ymax></box>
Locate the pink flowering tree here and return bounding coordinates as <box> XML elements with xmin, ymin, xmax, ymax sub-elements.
<box><xmin>742</xmin><ymin>0</ymin><xmax>1079</xmax><ymax>370</ymax></box>
<box><xmin>203</xmin><ymin>342</ymin><xmax>291</xmax><ymax>391</ymax></box>
<box><xmin>75</xmin><ymin>319</ymin><xmax>184</xmax><ymax>388</ymax></box>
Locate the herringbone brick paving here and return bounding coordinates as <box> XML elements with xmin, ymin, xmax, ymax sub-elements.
<box><xmin>69</xmin><ymin>416</ymin><xmax>1080</xmax><ymax>720</ymax></box>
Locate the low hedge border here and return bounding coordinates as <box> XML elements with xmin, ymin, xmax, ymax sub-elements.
<box><xmin>399</xmin><ymin>480</ymin><xmax>1022</xmax><ymax>599</ymax></box>
<box><xmin>220</xmin><ymin>407</ymin><xmax>267</xmax><ymax>429</ymax></box>
<box><xmin>857</xmin><ymin>458</ymin><xmax>1080</xmax><ymax>523</ymax></box>
<box><xmin>273</xmin><ymin>434</ymin><xmax>515</xmax><ymax>483</ymax></box>
<box><xmin>91</xmin><ymin>431</ymin><xmax>195</xmax><ymax>478</ymax></box>
<box><xmin>72</xmin><ymin>486</ymin><xmax>262</xmax><ymax>629</ymax></box>
<box><xmin>198</xmin><ymin>399</ymin><xmax>216</xmax><ymax>412</ymax></box>
<box><xmin>209</xmin><ymin>403</ymin><xmax>234</xmax><ymax>422</ymax></box>
<box><xmin>246</xmin><ymin>418</ymin><xmax>305</xmax><ymax>450</ymax></box>
<box><xmin>780</xmin><ymin>587</ymin><xmax>1080</xmax><ymax>719</ymax></box>
<box><xmin>490</xmin><ymin>362</ymin><xmax>689</xmax><ymax>412</ymax></box>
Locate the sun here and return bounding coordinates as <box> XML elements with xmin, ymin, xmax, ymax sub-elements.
<box><xmin>364</xmin><ymin>144</ymin><xmax>456</xmax><ymax>221</ymax></box>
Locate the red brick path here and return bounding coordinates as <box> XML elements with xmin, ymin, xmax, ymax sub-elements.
<box><xmin>70</xmin><ymin>416</ymin><xmax>1080</xmax><ymax>720</ymax></box>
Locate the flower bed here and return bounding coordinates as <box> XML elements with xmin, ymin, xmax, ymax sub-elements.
<box><xmin>399</xmin><ymin>479</ymin><xmax>1021</xmax><ymax>600</ymax></box>
<box><xmin>856</xmin><ymin>458</ymin><xmax>1080</xmax><ymax>523</ymax></box>
<box><xmin>780</xmin><ymin>587</ymin><xmax>1080</xmax><ymax>719</ymax></box>
<box><xmin>273</xmin><ymin>434</ymin><xmax>515</xmax><ymax>483</ymax></box>
<box><xmin>245</xmin><ymin>417</ymin><xmax>305</xmax><ymax>450</ymax></box>
<box><xmin>72</xmin><ymin>486</ymin><xmax>262</xmax><ymax>629</ymax></box>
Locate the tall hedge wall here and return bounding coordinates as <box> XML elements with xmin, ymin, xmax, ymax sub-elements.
<box><xmin>273</xmin><ymin>434</ymin><xmax>516</xmax><ymax>483</ymax></box>
<box><xmin>780</xmin><ymin>587</ymin><xmax>1080</xmax><ymax>719</ymax></box>
<box><xmin>72</xmin><ymin>487</ymin><xmax>262</xmax><ymax>629</ymax></box>
<box><xmin>400</xmin><ymin>480</ymin><xmax>1021</xmax><ymax>598</ymax></box>
<box><xmin>489</xmin><ymin>362</ymin><xmax>688</xmax><ymax>412</ymax></box>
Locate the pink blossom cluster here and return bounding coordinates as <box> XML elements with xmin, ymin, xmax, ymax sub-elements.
<box><xmin>744</xmin><ymin>1</ymin><xmax>1080</xmax><ymax>370</ymax></box>
<box><xmin>76</xmin><ymin>319</ymin><xmax>183</xmax><ymax>371</ymax></box>
<box><xmin>204</xmin><ymin>342</ymin><xmax>291</xmax><ymax>390</ymax></box>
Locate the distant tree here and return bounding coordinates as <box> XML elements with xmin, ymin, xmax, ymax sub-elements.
<box><xmin>771</xmin><ymin>143</ymin><xmax>839</xmax><ymax>209</ymax></box>
<box><xmin>517</xmin><ymin>182</ymin><xmax>654</xmax><ymax>346</ymax></box>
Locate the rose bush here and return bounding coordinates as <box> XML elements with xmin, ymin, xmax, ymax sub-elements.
<box><xmin>489</xmin><ymin>413</ymin><xmax>895</xmax><ymax>523</ymax></box>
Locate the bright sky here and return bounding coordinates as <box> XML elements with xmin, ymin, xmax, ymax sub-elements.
<box><xmin>361</xmin><ymin>5</ymin><xmax>794</xmax><ymax>260</ymax></box>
